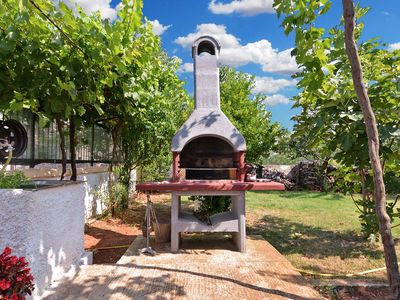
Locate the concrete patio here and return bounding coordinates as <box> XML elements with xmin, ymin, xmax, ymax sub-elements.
<box><xmin>44</xmin><ymin>235</ymin><xmax>324</xmax><ymax>300</ymax></box>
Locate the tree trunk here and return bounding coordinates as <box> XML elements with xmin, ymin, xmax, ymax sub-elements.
<box><xmin>55</xmin><ymin>116</ymin><xmax>67</xmax><ymax>180</ymax></box>
<box><xmin>342</xmin><ymin>0</ymin><xmax>400</xmax><ymax>298</ymax></box>
<box><xmin>108</xmin><ymin>122</ymin><xmax>124</xmax><ymax>217</ymax></box>
<box><xmin>321</xmin><ymin>156</ymin><xmax>330</xmax><ymax>192</ymax></box>
<box><xmin>69</xmin><ymin>117</ymin><xmax>77</xmax><ymax>181</ymax></box>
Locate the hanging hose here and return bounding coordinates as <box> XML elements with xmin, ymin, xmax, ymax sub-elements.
<box><xmin>87</xmin><ymin>245</ymin><xmax>131</xmax><ymax>251</ymax></box>
<box><xmin>297</xmin><ymin>266</ymin><xmax>388</xmax><ymax>278</ymax></box>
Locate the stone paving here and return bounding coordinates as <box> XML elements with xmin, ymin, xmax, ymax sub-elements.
<box><xmin>45</xmin><ymin>235</ymin><xmax>324</xmax><ymax>300</ymax></box>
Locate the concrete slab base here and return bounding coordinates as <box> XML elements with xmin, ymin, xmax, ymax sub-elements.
<box><xmin>44</xmin><ymin>235</ymin><xmax>324</xmax><ymax>300</ymax></box>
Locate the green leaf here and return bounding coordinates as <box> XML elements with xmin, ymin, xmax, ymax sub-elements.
<box><xmin>38</xmin><ymin>114</ymin><xmax>51</xmax><ymax>128</ymax></box>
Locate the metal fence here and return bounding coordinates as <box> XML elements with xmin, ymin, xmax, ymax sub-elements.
<box><xmin>2</xmin><ymin>110</ymin><xmax>113</xmax><ymax>166</ymax></box>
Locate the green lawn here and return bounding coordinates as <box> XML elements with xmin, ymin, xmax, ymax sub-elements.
<box><xmin>245</xmin><ymin>191</ymin><xmax>399</xmax><ymax>280</ymax></box>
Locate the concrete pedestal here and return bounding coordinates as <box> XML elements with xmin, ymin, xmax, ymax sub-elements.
<box><xmin>171</xmin><ymin>190</ymin><xmax>246</xmax><ymax>252</ymax></box>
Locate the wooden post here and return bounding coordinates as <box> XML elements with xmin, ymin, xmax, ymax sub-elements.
<box><xmin>172</xmin><ymin>152</ymin><xmax>180</xmax><ymax>182</ymax></box>
<box><xmin>236</xmin><ymin>151</ymin><xmax>245</xmax><ymax>182</ymax></box>
<box><xmin>90</xmin><ymin>125</ymin><xmax>95</xmax><ymax>166</ymax></box>
<box><xmin>29</xmin><ymin>113</ymin><xmax>36</xmax><ymax>168</ymax></box>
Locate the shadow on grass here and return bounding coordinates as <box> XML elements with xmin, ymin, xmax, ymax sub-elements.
<box><xmin>250</xmin><ymin>190</ymin><xmax>346</xmax><ymax>201</ymax></box>
<box><xmin>247</xmin><ymin>214</ymin><xmax>383</xmax><ymax>260</ymax></box>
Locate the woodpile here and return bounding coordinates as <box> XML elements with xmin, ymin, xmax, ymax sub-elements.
<box><xmin>262</xmin><ymin>167</ymin><xmax>295</xmax><ymax>190</ymax></box>
<box><xmin>289</xmin><ymin>161</ymin><xmax>321</xmax><ymax>190</ymax></box>
<box><xmin>288</xmin><ymin>161</ymin><xmax>335</xmax><ymax>191</ymax></box>
<box><xmin>245</xmin><ymin>161</ymin><xmax>335</xmax><ymax>191</ymax></box>
<box><xmin>245</xmin><ymin>164</ymin><xmax>295</xmax><ymax>190</ymax></box>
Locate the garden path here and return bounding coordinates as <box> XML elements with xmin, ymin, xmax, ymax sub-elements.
<box><xmin>44</xmin><ymin>235</ymin><xmax>324</xmax><ymax>299</ymax></box>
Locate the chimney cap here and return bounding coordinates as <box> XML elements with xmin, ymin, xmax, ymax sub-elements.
<box><xmin>192</xmin><ymin>36</ymin><xmax>221</xmax><ymax>58</ymax></box>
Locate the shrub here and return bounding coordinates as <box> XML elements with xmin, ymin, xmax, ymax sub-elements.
<box><xmin>190</xmin><ymin>196</ymin><xmax>231</xmax><ymax>224</ymax></box>
<box><xmin>0</xmin><ymin>172</ymin><xmax>30</xmax><ymax>189</ymax></box>
<box><xmin>0</xmin><ymin>247</ymin><xmax>34</xmax><ymax>300</ymax></box>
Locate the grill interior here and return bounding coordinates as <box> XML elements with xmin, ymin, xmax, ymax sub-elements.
<box><xmin>179</xmin><ymin>137</ymin><xmax>236</xmax><ymax>180</ymax></box>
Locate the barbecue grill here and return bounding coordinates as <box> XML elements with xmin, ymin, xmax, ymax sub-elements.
<box><xmin>137</xmin><ymin>36</ymin><xmax>284</xmax><ymax>252</ymax></box>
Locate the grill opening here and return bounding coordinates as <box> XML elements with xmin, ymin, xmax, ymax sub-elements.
<box><xmin>180</xmin><ymin>137</ymin><xmax>235</xmax><ymax>180</ymax></box>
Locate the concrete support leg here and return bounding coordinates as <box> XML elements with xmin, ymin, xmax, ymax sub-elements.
<box><xmin>232</xmin><ymin>192</ymin><xmax>246</xmax><ymax>252</ymax></box>
<box><xmin>171</xmin><ymin>193</ymin><xmax>180</xmax><ymax>252</ymax></box>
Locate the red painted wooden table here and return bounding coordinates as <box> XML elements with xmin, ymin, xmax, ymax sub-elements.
<box><xmin>136</xmin><ymin>180</ymin><xmax>285</xmax><ymax>192</ymax></box>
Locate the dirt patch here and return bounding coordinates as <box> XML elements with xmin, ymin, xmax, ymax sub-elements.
<box><xmin>117</xmin><ymin>193</ymin><xmax>171</xmax><ymax>224</ymax></box>
<box><xmin>317</xmin><ymin>286</ymin><xmax>389</xmax><ymax>299</ymax></box>
<box><xmin>84</xmin><ymin>218</ymin><xmax>140</xmax><ymax>264</ymax></box>
<box><xmin>84</xmin><ymin>193</ymin><xmax>171</xmax><ymax>264</ymax></box>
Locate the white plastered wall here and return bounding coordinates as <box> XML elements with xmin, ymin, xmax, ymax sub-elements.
<box><xmin>0</xmin><ymin>182</ymin><xmax>85</xmax><ymax>299</ymax></box>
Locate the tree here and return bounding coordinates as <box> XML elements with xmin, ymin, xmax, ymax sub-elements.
<box><xmin>219</xmin><ymin>66</ymin><xmax>282</xmax><ymax>163</ymax></box>
<box><xmin>117</xmin><ymin>46</ymin><xmax>191</xmax><ymax>207</ymax></box>
<box><xmin>0</xmin><ymin>0</ymin><xmax>143</xmax><ymax>179</ymax></box>
<box><xmin>266</xmin><ymin>129</ymin><xmax>326</xmax><ymax>164</ymax></box>
<box><xmin>342</xmin><ymin>0</ymin><xmax>399</xmax><ymax>296</ymax></box>
<box><xmin>274</xmin><ymin>0</ymin><xmax>400</xmax><ymax>297</ymax></box>
<box><xmin>0</xmin><ymin>0</ymin><xmax>191</xmax><ymax>216</ymax></box>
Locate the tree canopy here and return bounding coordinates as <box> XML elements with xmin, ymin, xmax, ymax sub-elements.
<box><xmin>273</xmin><ymin>1</ymin><xmax>400</xmax><ymax>198</ymax></box>
<box><xmin>0</xmin><ymin>0</ymin><xmax>190</xmax><ymax>178</ymax></box>
<box><xmin>219</xmin><ymin>66</ymin><xmax>282</xmax><ymax>163</ymax></box>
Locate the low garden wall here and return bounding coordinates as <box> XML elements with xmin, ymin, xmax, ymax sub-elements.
<box><xmin>19</xmin><ymin>166</ymin><xmax>112</xmax><ymax>220</ymax></box>
<box><xmin>78</xmin><ymin>171</ymin><xmax>109</xmax><ymax>220</ymax></box>
<box><xmin>0</xmin><ymin>165</ymin><xmax>137</xmax><ymax>297</ymax></box>
<box><xmin>0</xmin><ymin>182</ymin><xmax>85</xmax><ymax>299</ymax></box>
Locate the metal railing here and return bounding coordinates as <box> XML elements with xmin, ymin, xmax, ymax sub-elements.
<box><xmin>2</xmin><ymin>110</ymin><xmax>113</xmax><ymax>166</ymax></box>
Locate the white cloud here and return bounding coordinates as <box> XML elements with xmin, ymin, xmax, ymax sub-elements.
<box><xmin>58</xmin><ymin>0</ymin><xmax>118</xmax><ymax>20</ymax></box>
<box><xmin>175</xmin><ymin>24</ymin><xmax>240</xmax><ymax>49</ymax></box>
<box><xmin>209</xmin><ymin>0</ymin><xmax>274</xmax><ymax>16</ymax></box>
<box><xmin>388</xmin><ymin>42</ymin><xmax>400</xmax><ymax>52</ymax></box>
<box><xmin>178</xmin><ymin>63</ymin><xmax>194</xmax><ymax>73</ymax></box>
<box><xmin>253</xmin><ymin>76</ymin><xmax>297</xmax><ymax>94</ymax></box>
<box><xmin>148</xmin><ymin>19</ymin><xmax>171</xmax><ymax>36</ymax></box>
<box><xmin>175</xmin><ymin>24</ymin><xmax>298</xmax><ymax>74</ymax></box>
<box><xmin>264</xmin><ymin>94</ymin><xmax>291</xmax><ymax>106</ymax></box>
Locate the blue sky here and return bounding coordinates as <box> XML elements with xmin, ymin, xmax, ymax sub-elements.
<box><xmin>79</xmin><ymin>0</ymin><xmax>400</xmax><ymax>129</ymax></box>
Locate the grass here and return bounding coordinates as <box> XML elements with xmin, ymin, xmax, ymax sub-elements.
<box><xmin>245</xmin><ymin>191</ymin><xmax>400</xmax><ymax>280</ymax></box>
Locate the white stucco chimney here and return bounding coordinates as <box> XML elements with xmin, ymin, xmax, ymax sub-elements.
<box><xmin>171</xmin><ymin>36</ymin><xmax>246</xmax><ymax>152</ymax></box>
<box><xmin>192</xmin><ymin>36</ymin><xmax>221</xmax><ymax>109</ymax></box>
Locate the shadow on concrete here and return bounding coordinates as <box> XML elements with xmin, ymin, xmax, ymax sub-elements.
<box><xmin>44</xmin><ymin>262</ymin><xmax>321</xmax><ymax>300</ymax></box>
<box><xmin>43</xmin><ymin>265</ymin><xmax>186</xmax><ymax>300</ymax></box>
<box><xmin>179</xmin><ymin>232</ymin><xmax>237</xmax><ymax>251</ymax></box>
<box><xmin>125</xmin><ymin>263</ymin><xmax>321</xmax><ymax>300</ymax></box>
